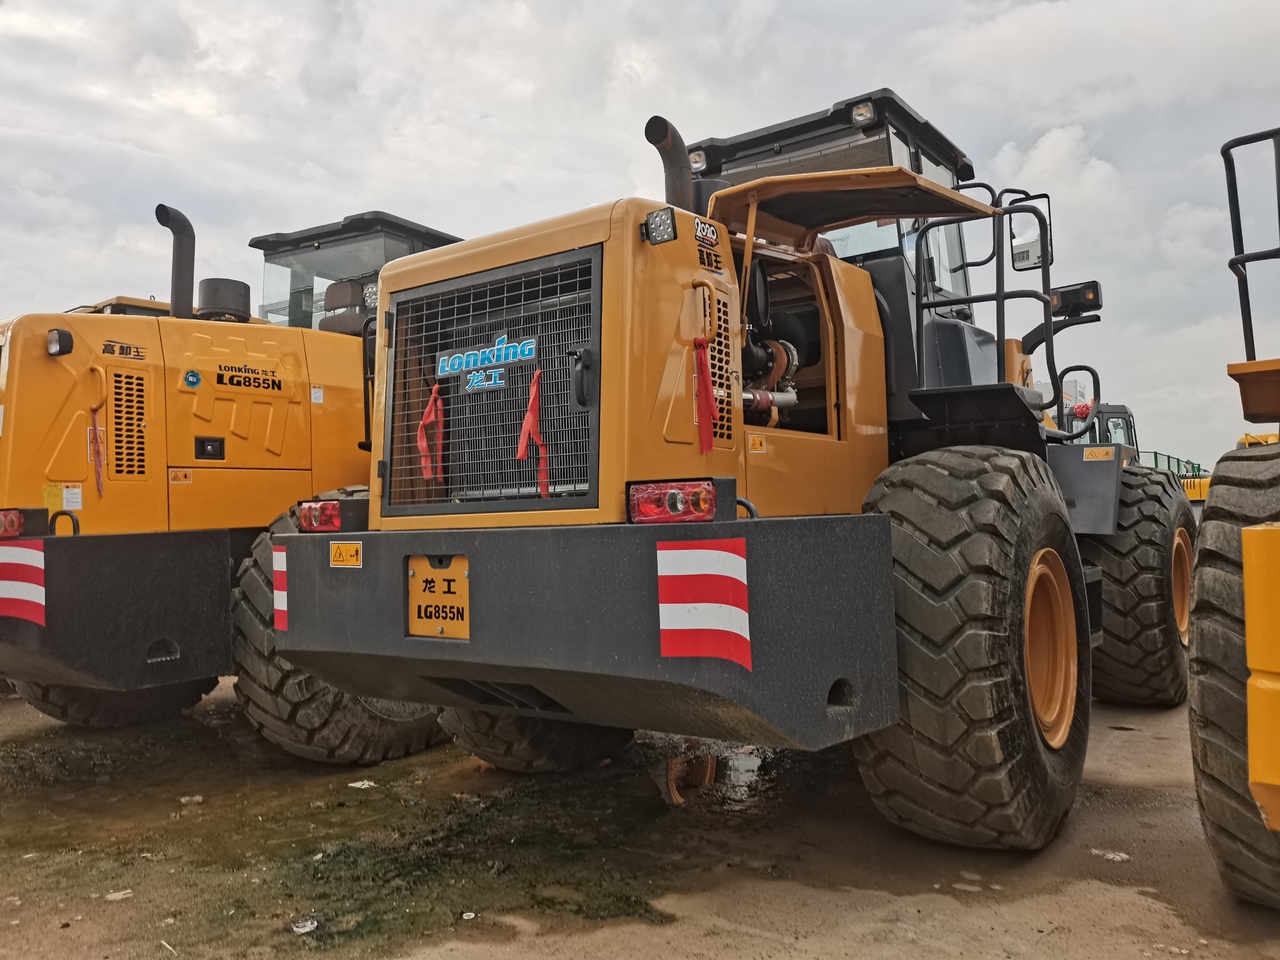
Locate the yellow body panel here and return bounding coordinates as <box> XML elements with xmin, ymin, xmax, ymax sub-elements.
<box><xmin>301</xmin><ymin>331</ymin><xmax>367</xmax><ymax>495</ymax></box>
<box><xmin>1183</xmin><ymin>476</ymin><xmax>1211</xmax><ymax>502</ymax></box>
<box><xmin>1243</xmin><ymin>524</ymin><xmax>1280</xmax><ymax>827</ymax></box>
<box><xmin>168</xmin><ymin>468</ymin><xmax>314</xmax><ymax>530</ymax></box>
<box><xmin>159</xmin><ymin>324</ymin><xmax>310</xmax><ymax>470</ymax></box>
<box><xmin>0</xmin><ymin>315</ymin><xmax>170</xmax><ymax>532</ymax></box>
<box><xmin>368</xmin><ymin>198</ymin><xmax>891</xmax><ymax>530</ymax></box>
<box><xmin>0</xmin><ymin>310</ymin><xmax>367</xmax><ymax>536</ymax></box>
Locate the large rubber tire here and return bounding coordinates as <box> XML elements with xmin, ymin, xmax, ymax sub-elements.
<box><xmin>12</xmin><ymin>677</ymin><xmax>216</xmax><ymax>728</ymax></box>
<box><xmin>1189</xmin><ymin>444</ymin><xmax>1280</xmax><ymax>908</ymax></box>
<box><xmin>438</xmin><ymin>707</ymin><xmax>633</xmax><ymax>773</ymax></box>
<box><xmin>854</xmin><ymin>446</ymin><xmax>1092</xmax><ymax>850</ymax></box>
<box><xmin>231</xmin><ymin>486</ymin><xmax>450</xmax><ymax>764</ymax></box>
<box><xmin>1080</xmin><ymin>465</ymin><xmax>1195</xmax><ymax>706</ymax></box>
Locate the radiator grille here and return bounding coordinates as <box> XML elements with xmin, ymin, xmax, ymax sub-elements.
<box><xmin>110</xmin><ymin>372</ymin><xmax>146</xmax><ymax>477</ymax></box>
<box><xmin>386</xmin><ymin>249</ymin><xmax>599</xmax><ymax>512</ymax></box>
<box><xmin>710</xmin><ymin>296</ymin><xmax>734</xmax><ymax>443</ymax></box>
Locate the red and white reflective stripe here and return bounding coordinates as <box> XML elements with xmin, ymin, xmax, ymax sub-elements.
<box><xmin>656</xmin><ymin>538</ymin><xmax>750</xmax><ymax>670</ymax></box>
<box><xmin>0</xmin><ymin>541</ymin><xmax>45</xmax><ymax>626</ymax></box>
<box><xmin>272</xmin><ymin>546</ymin><xmax>288</xmax><ymax>632</ymax></box>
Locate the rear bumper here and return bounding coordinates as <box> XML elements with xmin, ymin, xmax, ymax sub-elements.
<box><xmin>0</xmin><ymin>529</ymin><xmax>248</xmax><ymax>689</ymax></box>
<box><xmin>275</xmin><ymin>516</ymin><xmax>897</xmax><ymax>750</ymax></box>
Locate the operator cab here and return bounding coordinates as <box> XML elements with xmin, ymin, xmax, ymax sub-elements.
<box><xmin>250</xmin><ymin>212</ymin><xmax>460</xmax><ymax>331</ymax></box>
<box><xmin>689</xmin><ymin>89</ymin><xmax>1043</xmax><ymax>426</ymax></box>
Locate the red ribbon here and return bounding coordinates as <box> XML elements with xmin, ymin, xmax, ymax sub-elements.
<box><xmin>417</xmin><ymin>383</ymin><xmax>443</xmax><ymax>480</ymax></box>
<box><xmin>517</xmin><ymin>369</ymin><xmax>550</xmax><ymax>498</ymax></box>
<box><xmin>89</xmin><ymin>408</ymin><xmax>104</xmax><ymax>498</ymax></box>
<box><xmin>694</xmin><ymin>337</ymin><xmax>716</xmax><ymax>454</ymax></box>
<box><xmin>1072</xmin><ymin>401</ymin><xmax>1092</xmax><ymax>420</ymax></box>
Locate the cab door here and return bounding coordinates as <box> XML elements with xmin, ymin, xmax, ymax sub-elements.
<box><xmin>742</xmin><ymin>256</ymin><xmax>887</xmax><ymax>516</ymax></box>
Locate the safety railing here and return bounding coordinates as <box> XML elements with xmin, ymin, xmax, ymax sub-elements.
<box><xmin>1138</xmin><ymin>451</ymin><xmax>1205</xmax><ymax>478</ymax></box>
<box><xmin>1222</xmin><ymin>127</ymin><xmax>1280</xmax><ymax>361</ymax></box>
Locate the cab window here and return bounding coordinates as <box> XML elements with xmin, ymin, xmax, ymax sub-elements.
<box><xmin>1104</xmin><ymin>417</ymin><xmax>1131</xmax><ymax>446</ymax></box>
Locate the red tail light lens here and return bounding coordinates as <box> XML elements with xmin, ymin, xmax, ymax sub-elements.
<box><xmin>0</xmin><ymin>510</ymin><xmax>23</xmax><ymax>539</ymax></box>
<box><xmin>298</xmin><ymin>500</ymin><xmax>341</xmax><ymax>532</ymax></box>
<box><xmin>628</xmin><ymin>481</ymin><xmax>716</xmax><ymax>524</ymax></box>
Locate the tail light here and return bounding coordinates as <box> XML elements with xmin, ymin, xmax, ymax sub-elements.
<box><xmin>628</xmin><ymin>480</ymin><xmax>716</xmax><ymax>524</ymax></box>
<box><xmin>298</xmin><ymin>500</ymin><xmax>341</xmax><ymax>532</ymax></box>
<box><xmin>0</xmin><ymin>510</ymin><xmax>23</xmax><ymax>539</ymax></box>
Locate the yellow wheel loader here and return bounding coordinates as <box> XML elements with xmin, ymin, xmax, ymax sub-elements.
<box><xmin>266</xmin><ymin>91</ymin><xmax>1182</xmax><ymax>846</ymax></box>
<box><xmin>1054</xmin><ymin>398</ymin><xmax>1197</xmax><ymax>707</ymax></box>
<box><xmin>0</xmin><ymin>206</ymin><xmax>459</xmax><ymax>764</ymax></box>
<box><xmin>1189</xmin><ymin>127</ymin><xmax>1280</xmax><ymax>907</ymax></box>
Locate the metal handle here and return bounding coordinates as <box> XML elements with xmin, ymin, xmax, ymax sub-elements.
<box><xmin>90</xmin><ymin>365</ymin><xmax>107</xmax><ymax>413</ymax></box>
<box><xmin>49</xmin><ymin>510</ymin><xmax>80</xmax><ymax>536</ymax></box>
<box><xmin>569</xmin><ymin>346</ymin><xmax>596</xmax><ymax>407</ymax></box>
<box><xmin>691</xmin><ymin>279</ymin><xmax>718</xmax><ymax>341</ymax></box>
<box><xmin>358</xmin><ymin>314</ymin><xmax>376</xmax><ymax>452</ymax></box>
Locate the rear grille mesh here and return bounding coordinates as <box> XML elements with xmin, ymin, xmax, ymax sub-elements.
<box><xmin>110</xmin><ymin>372</ymin><xmax>145</xmax><ymax>477</ymax></box>
<box><xmin>386</xmin><ymin>250</ymin><xmax>599</xmax><ymax>512</ymax></box>
<box><xmin>710</xmin><ymin>296</ymin><xmax>734</xmax><ymax>443</ymax></box>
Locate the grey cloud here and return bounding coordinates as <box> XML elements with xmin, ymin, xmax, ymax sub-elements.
<box><xmin>2</xmin><ymin>0</ymin><xmax>1279</xmax><ymax>464</ymax></box>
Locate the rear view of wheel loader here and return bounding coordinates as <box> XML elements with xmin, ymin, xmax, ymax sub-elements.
<box><xmin>0</xmin><ymin>206</ymin><xmax>458</xmax><ymax>763</ymax></box>
<box><xmin>269</xmin><ymin>91</ymin><xmax>1190</xmax><ymax>848</ymax></box>
<box><xmin>1189</xmin><ymin>127</ymin><xmax>1280</xmax><ymax>908</ymax></box>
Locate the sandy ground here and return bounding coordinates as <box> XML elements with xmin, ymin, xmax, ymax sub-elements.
<box><xmin>0</xmin><ymin>680</ymin><xmax>1278</xmax><ymax>959</ymax></box>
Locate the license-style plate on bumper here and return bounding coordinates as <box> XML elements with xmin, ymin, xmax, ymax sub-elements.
<box><xmin>407</xmin><ymin>555</ymin><xmax>470</xmax><ymax>640</ymax></box>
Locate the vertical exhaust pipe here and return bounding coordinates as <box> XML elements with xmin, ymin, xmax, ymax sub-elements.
<box><xmin>154</xmin><ymin>204</ymin><xmax>195</xmax><ymax>319</ymax></box>
<box><xmin>645</xmin><ymin>116</ymin><xmax>695</xmax><ymax>213</ymax></box>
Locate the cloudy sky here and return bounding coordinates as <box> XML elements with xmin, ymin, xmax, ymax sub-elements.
<box><xmin>2</xmin><ymin>0</ymin><xmax>1279</xmax><ymax>465</ymax></box>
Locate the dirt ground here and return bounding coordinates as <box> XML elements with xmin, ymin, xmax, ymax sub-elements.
<box><xmin>1</xmin><ymin>681</ymin><xmax>1279</xmax><ymax>959</ymax></box>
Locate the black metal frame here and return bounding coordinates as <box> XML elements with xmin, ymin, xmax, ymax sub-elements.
<box><xmin>381</xmin><ymin>246</ymin><xmax>604</xmax><ymax>518</ymax></box>
<box><xmin>1222</xmin><ymin>127</ymin><xmax>1280</xmax><ymax>361</ymax></box>
<box><xmin>1049</xmin><ymin>363</ymin><xmax>1102</xmax><ymax>442</ymax></box>
<box><xmin>358</xmin><ymin>314</ymin><xmax>376</xmax><ymax>452</ymax></box>
<box><xmin>913</xmin><ymin>204</ymin><xmax>1061</xmax><ymax>409</ymax></box>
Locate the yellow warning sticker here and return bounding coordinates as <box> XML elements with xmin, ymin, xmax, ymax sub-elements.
<box><xmin>1084</xmin><ymin>447</ymin><xmax>1115</xmax><ymax>461</ymax></box>
<box><xmin>748</xmin><ymin>434</ymin><xmax>767</xmax><ymax>453</ymax></box>
<box><xmin>44</xmin><ymin>483</ymin><xmax>82</xmax><ymax>510</ymax></box>
<box><xmin>330</xmin><ymin>541</ymin><xmax>363</xmax><ymax>568</ymax></box>
<box><xmin>169</xmin><ymin>468</ymin><xmax>193</xmax><ymax>484</ymax></box>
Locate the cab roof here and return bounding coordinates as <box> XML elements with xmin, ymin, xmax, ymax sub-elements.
<box><xmin>707</xmin><ymin>166</ymin><xmax>995</xmax><ymax>249</ymax></box>
<box><xmin>689</xmin><ymin>88</ymin><xmax>974</xmax><ymax>183</ymax></box>
<box><xmin>248</xmin><ymin>211</ymin><xmax>460</xmax><ymax>254</ymax></box>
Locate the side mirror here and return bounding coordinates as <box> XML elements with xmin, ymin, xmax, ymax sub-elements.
<box><xmin>1009</xmin><ymin>193</ymin><xmax>1053</xmax><ymax>272</ymax></box>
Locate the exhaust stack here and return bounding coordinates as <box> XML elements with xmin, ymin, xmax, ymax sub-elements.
<box><xmin>645</xmin><ymin>116</ymin><xmax>695</xmax><ymax>213</ymax></box>
<box><xmin>154</xmin><ymin>204</ymin><xmax>195</xmax><ymax>319</ymax></box>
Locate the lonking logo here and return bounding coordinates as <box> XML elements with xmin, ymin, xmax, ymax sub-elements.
<box><xmin>437</xmin><ymin>334</ymin><xmax>536</xmax><ymax>391</ymax></box>
<box><xmin>215</xmin><ymin>363</ymin><xmax>283</xmax><ymax>392</ymax></box>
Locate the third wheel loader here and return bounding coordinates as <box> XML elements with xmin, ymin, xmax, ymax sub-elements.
<box><xmin>266</xmin><ymin>91</ymin><xmax>1191</xmax><ymax>847</ymax></box>
<box><xmin>1189</xmin><ymin>126</ymin><xmax>1280</xmax><ymax>907</ymax></box>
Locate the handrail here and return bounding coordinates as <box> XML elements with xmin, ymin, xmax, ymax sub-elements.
<box><xmin>914</xmin><ymin>203</ymin><xmax>1059</xmax><ymax>410</ymax></box>
<box><xmin>1221</xmin><ymin>127</ymin><xmax>1280</xmax><ymax>361</ymax></box>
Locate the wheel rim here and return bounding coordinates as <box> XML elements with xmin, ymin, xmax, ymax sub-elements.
<box><xmin>1172</xmin><ymin>526</ymin><xmax>1192</xmax><ymax>647</ymax></box>
<box><xmin>1024</xmin><ymin>547</ymin><xmax>1078</xmax><ymax>750</ymax></box>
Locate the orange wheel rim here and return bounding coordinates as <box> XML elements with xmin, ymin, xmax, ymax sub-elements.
<box><xmin>1024</xmin><ymin>547</ymin><xmax>1078</xmax><ymax>750</ymax></box>
<box><xmin>1172</xmin><ymin>527</ymin><xmax>1192</xmax><ymax>647</ymax></box>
